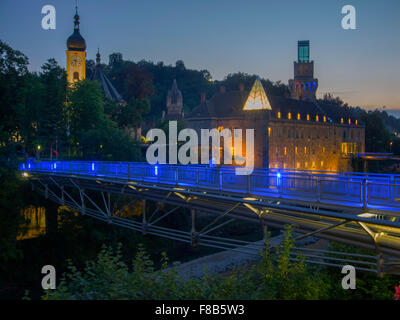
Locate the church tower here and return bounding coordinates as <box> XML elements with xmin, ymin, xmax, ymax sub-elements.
<box><xmin>66</xmin><ymin>6</ymin><xmax>86</xmax><ymax>84</ymax></box>
<box><xmin>289</xmin><ymin>41</ymin><xmax>318</xmax><ymax>101</ymax></box>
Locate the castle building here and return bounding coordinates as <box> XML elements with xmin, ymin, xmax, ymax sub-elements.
<box><xmin>289</xmin><ymin>41</ymin><xmax>318</xmax><ymax>102</ymax></box>
<box><xmin>162</xmin><ymin>79</ymin><xmax>184</xmax><ymax>121</ymax></box>
<box><xmin>187</xmin><ymin>42</ymin><xmax>365</xmax><ymax>172</ymax></box>
<box><xmin>66</xmin><ymin>7</ymin><xmax>86</xmax><ymax>84</ymax></box>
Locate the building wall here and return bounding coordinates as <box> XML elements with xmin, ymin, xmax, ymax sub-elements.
<box><xmin>187</xmin><ymin>113</ymin><xmax>269</xmax><ymax>168</ymax></box>
<box><xmin>268</xmin><ymin>119</ymin><xmax>365</xmax><ymax>172</ymax></box>
<box><xmin>66</xmin><ymin>50</ymin><xmax>86</xmax><ymax>84</ymax></box>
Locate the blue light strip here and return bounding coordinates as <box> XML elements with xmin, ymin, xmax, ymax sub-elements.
<box><xmin>20</xmin><ymin>160</ymin><xmax>400</xmax><ymax>212</ymax></box>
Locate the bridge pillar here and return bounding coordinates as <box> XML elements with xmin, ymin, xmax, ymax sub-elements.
<box><xmin>362</xmin><ymin>179</ymin><xmax>367</xmax><ymax>212</ymax></box>
<box><xmin>107</xmin><ymin>192</ymin><xmax>112</xmax><ymax>223</ymax></box>
<box><xmin>142</xmin><ymin>199</ymin><xmax>148</xmax><ymax>234</ymax></box>
<box><xmin>61</xmin><ymin>186</ymin><xmax>65</xmax><ymax>206</ymax></box>
<box><xmin>80</xmin><ymin>189</ymin><xmax>86</xmax><ymax>215</ymax></box>
<box><xmin>191</xmin><ymin>208</ymin><xmax>199</xmax><ymax>247</ymax></box>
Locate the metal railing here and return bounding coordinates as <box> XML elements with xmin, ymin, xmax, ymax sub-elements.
<box><xmin>20</xmin><ymin>160</ymin><xmax>400</xmax><ymax>213</ymax></box>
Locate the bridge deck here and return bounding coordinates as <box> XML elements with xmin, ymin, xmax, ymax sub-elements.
<box><xmin>20</xmin><ymin>160</ymin><xmax>400</xmax><ymax>214</ymax></box>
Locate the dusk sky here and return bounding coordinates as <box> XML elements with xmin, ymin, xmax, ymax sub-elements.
<box><xmin>1</xmin><ymin>0</ymin><xmax>399</xmax><ymax>110</ymax></box>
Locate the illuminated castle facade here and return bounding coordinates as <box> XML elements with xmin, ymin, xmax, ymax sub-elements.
<box><xmin>187</xmin><ymin>42</ymin><xmax>365</xmax><ymax>172</ymax></box>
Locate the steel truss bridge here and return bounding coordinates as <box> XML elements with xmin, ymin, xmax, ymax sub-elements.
<box><xmin>20</xmin><ymin>160</ymin><xmax>400</xmax><ymax>276</ymax></box>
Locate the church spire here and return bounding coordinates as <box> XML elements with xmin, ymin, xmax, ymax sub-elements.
<box><xmin>96</xmin><ymin>48</ymin><xmax>101</xmax><ymax>65</ymax></box>
<box><xmin>74</xmin><ymin>1</ymin><xmax>80</xmax><ymax>30</ymax></box>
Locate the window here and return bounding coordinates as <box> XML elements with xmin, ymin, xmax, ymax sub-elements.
<box><xmin>73</xmin><ymin>72</ymin><xmax>79</xmax><ymax>81</ymax></box>
<box><xmin>348</xmin><ymin>118</ymin><xmax>351</xmax><ymax>125</ymax></box>
<box><xmin>307</xmin><ymin>114</ymin><xmax>310</xmax><ymax>121</ymax></box>
<box><xmin>323</xmin><ymin>116</ymin><xmax>327</xmax><ymax>123</ymax></box>
<box><xmin>288</xmin><ymin>112</ymin><xmax>292</xmax><ymax>120</ymax></box>
<box><xmin>284</xmin><ymin>147</ymin><xmax>287</xmax><ymax>156</ymax></box>
<box><xmin>316</xmin><ymin>115</ymin><xmax>319</xmax><ymax>122</ymax></box>
<box><xmin>341</xmin><ymin>118</ymin><xmax>344</xmax><ymax>124</ymax></box>
<box><xmin>268</xmin><ymin>127</ymin><xmax>271</xmax><ymax>137</ymax></box>
<box><xmin>304</xmin><ymin>146</ymin><xmax>307</xmax><ymax>154</ymax></box>
<box><xmin>297</xmin><ymin>113</ymin><xmax>301</xmax><ymax>120</ymax></box>
<box><xmin>295</xmin><ymin>146</ymin><xmax>298</xmax><ymax>154</ymax></box>
<box><xmin>277</xmin><ymin>112</ymin><xmax>281</xmax><ymax>119</ymax></box>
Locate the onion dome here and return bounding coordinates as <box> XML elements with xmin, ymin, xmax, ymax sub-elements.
<box><xmin>66</xmin><ymin>7</ymin><xmax>86</xmax><ymax>51</ymax></box>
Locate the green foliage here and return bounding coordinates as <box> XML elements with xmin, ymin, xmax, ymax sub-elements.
<box><xmin>80</xmin><ymin>127</ymin><xmax>142</xmax><ymax>161</ymax></box>
<box><xmin>43</xmin><ymin>226</ymin><xmax>329</xmax><ymax>300</ymax></box>
<box><xmin>0</xmin><ymin>167</ymin><xmax>23</xmax><ymax>264</ymax></box>
<box><xmin>67</xmin><ymin>79</ymin><xmax>106</xmax><ymax>138</ymax></box>
<box><xmin>360</xmin><ymin>111</ymin><xmax>391</xmax><ymax>153</ymax></box>
<box><xmin>109</xmin><ymin>98</ymin><xmax>151</xmax><ymax>128</ymax></box>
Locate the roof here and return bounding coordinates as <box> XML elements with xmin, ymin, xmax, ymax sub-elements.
<box><xmin>187</xmin><ymin>90</ymin><xmax>321</xmax><ymax>119</ymax></box>
<box><xmin>89</xmin><ymin>52</ymin><xmax>125</xmax><ymax>104</ymax></box>
<box><xmin>66</xmin><ymin>10</ymin><xmax>86</xmax><ymax>51</ymax></box>
<box><xmin>188</xmin><ymin>86</ymin><xmax>362</xmax><ymax>125</ymax></box>
<box><xmin>243</xmin><ymin>77</ymin><xmax>271</xmax><ymax>110</ymax></box>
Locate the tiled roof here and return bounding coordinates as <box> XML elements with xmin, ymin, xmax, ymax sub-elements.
<box><xmin>188</xmin><ymin>89</ymin><xmax>362</xmax><ymax>125</ymax></box>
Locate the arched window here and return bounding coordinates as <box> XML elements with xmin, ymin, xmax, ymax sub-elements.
<box><xmin>73</xmin><ymin>72</ymin><xmax>79</xmax><ymax>81</ymax></box>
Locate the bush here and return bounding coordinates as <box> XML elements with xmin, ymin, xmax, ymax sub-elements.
<box><xmin>43</xmin><ymin>226</ymin><xmax>330</xmax><ymax>300</ymax></box>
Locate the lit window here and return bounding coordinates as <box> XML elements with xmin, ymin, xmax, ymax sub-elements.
<box><xmin>348</xmin><ymin>118</ymin><xmax>351</xmax><ymax>125</ymax></box>
<box><xmin>284</xmin><ymin>147</ymin><xmax>287</xmax><ymax>155</ymax></box>
<box><xmin>296</xmin><ymin>162</ymin><xmax>300</xmax><ymax>169</ymax></box>
<box><xmin>277</xmin><ymin>112</ymin><xmax>281</xmax><ymax>119</ymax></box>
<box><xmin>341</xmin><ymin>118</ymin><xmax>344</xmax><ymax>124</ymax></box>
<box><xmin>297</xmin><ymin>113</ymin><xmax>301</xmax><ymax>120</ymax></box>
<box><xmin>316</xmin><ymin>115</ymin><xmax>319</xmax><ymax>122</ymax></box>
<box><xmin>288</xmin><ymin>112</ymin><xmax>292</xmax><ymax>120</ymax></box>
<box><xmin>355</xmin><ymin>120</ymin><xmax>358</xmax><ymax>126</ymax></box>
<box><xmin>295</xmin><ymin>146</ymin><xmax>298</xmax><ymax>154</ymax></box>
<box><xmin>304</xmin><ymin>146</ymin><xmax>307</xmax><ymax>154</ymax></box>
<box><xmin>217</xmin><ymin>126</ymin><xmax>223</xmax><ymax>132</ymax></box>
<box><xmin>268</xmin><ymin>127</ymin><xmax>271</xmax><ymax>137</ymax></box>
<box><xmin>323</xmin><ymin>116</ymin><xmax>326</xmax><ymax>122</ymax></box>
<box><xmin>307</xmin><ymin>114</ymin><xmax>310</xmax><ymax>121</ymax></box>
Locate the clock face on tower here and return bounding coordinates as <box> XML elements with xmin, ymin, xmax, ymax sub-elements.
<box><xmin>71</xmin><ymin>55</ymin><xmax>82</xmax><ymax>66</ymax></box>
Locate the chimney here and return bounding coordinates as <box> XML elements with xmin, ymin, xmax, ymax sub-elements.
<box><xmin>239</xmin><ymin>83</ymin><xmax>245</xmax><ymax>92</ymax></box>
<box><xmin>200</xmin><ymin>92</ymin><xmax>206</xmax><ymax>103</ymax></box>
<box><xmin>220</xmin><ymin>85</ymin><xmax>226</xmax><ymax>93</ymax></box>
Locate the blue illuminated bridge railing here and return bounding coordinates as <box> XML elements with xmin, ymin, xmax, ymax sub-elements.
<box><xmin>20</xmin><ymin>160</ymin><xmax>400</xmax><ymax>213</ymax></box>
